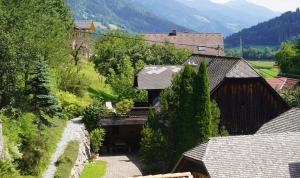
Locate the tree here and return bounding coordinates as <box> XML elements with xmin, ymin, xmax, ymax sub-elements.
<box><xmin>174</xmin><ymin>65</ymin><xmax>197</xmax><ymax>158</ymax></box>
<box><xmin>276</xmin><ymin>41</ymin><xmax>298</xmax><ymax>74</ymax></box>
<box><xmin>29</xmin><ymin>57</ymin><xmax>61</xmax><ymax>117</ymax></box>
<box><xmin>192</xmin><ymin>61</ymin><xmax>212</xmax><ymax>143</ymax></box>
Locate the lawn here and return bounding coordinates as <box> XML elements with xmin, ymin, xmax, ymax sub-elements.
<box><xmin>79</xmin><ymin>59</ymin><xmax>117</xmax><ymax>102</ymax></box>
<box><xmin>79</xmin><ymin>161</ymin><xmax>107</xmax><ymax>178</ymax></box>
<box><xmin>248</xmin><ymin>60</ymin><xmax>279</xmax><ymax>78</ymax></box>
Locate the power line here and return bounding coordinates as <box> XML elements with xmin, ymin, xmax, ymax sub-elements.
<box><xmin>90</xmin><ymin>32</ymin><xmax>224</xmax><ymax>51</ymax></box>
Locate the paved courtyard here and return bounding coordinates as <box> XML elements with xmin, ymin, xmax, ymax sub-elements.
<box><xmin>99</xmin><ymin>154</ymin><xmax>144</xmax><ymax>178</ymax></box>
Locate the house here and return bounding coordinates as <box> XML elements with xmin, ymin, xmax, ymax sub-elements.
<box><xmin>266</xmin><ymin>77</ymin><xmax>299</xmax><ymax>90</ymax></box>
<box><xmin>144</xmin><ymin>30</ymin><xmax>224</xmax><ymax>56</ymax></box>
<box><xmin>137</xmin><ymin>54</ymin><xmax>290</xmax><ymax>134</ymax></box>
<box><xmin>257</xmin><ymin>108</ymin><xmax>300</xmax><ymax>134</ymax></box>
<box><xmin>173</xmin><ymin>132</ymin><xmax>300</xmax><ymax>178</ymax></box>
<box><xmin>73</xmin><ymin>20</ymin><xmax>95</xmax><ymax>58</ymax></box>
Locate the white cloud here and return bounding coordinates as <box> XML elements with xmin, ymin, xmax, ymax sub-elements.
<box><xmin>210</xmin><ymin>0</ymin><xmax>300</xmax><ymax>12</ymax></box>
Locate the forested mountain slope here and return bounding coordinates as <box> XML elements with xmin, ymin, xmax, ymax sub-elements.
<box><xmin>225</xmin><ymin>9</ymin><xmax>300</xmax><ymax>47</ymax></box>
<box><xmin>66</xmin><ymin>0</ymin><xmax>190</xmax><ymax>33</ymax></box>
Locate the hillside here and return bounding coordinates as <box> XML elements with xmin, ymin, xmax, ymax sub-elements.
<box><xmin>66</xmin><ymin>0</ymin><xmax>190</xmax><ymax>33</ymax></box>
<box><xmin>225</xmin><ymin>9</ymin><xmax>300</xmax><ymax>47</ymax></box>
<box><xmin>67</xmin><ymin>0</ymin><xmax>279</xmax><ymax>35</ymax></box>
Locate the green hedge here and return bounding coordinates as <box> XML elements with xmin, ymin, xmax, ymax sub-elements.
<box><xmin>54</xmin><ymin>141</ymin><xmax>80</xmax><ymax>178</ymax></box>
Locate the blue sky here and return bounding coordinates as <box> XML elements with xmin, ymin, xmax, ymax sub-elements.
<box><xmin>211</xmin><ymin>0</ymin><xmax>300</xmax><ymax>12</ymax></box>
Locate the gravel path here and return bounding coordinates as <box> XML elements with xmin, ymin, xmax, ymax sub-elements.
<box><xmin>100</xmin><ymin>155</ymin><xmax>144</xmax><ymax>178</ymax></box>
<box><xmin>42</xmin><ymin>117</ymin><xmax>84</xmax><ymax>178</ymax></box>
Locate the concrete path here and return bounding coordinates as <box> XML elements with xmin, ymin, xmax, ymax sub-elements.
<box><xmin>100</xmin><ymin>155</ymin><xmax>144</xmax><ymax>178</ymax></box>
<box><xmin>42</xmin><ymin>117</ymin><xmax>84</xmax><ymax>178</ymax></box>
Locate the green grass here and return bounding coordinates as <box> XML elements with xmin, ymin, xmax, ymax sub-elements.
<box><xmin>248</xmin><ymin>60</ymin><xmax>279</xmax><ymax>78</ymax></box>
<box><xmin>79</xmin><ymin>161</ymin><xmax>107</xmax><ymax>178</ymax></box>
<box><xmin>79</xmin><ymin>59</ymin><xmax>117</xmax><ymax>102</ymax></box>
<box><xmin>54</xmin><ymin>141</ymin><xmax>80</xmax><ymax>178</ymax></box>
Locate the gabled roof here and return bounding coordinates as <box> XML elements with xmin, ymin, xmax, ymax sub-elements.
<box><xmin>144</xmin><ymin>31</ymin><xmax>224</xmax><ymax>56</ymax></box>
<box><xmin>177</xmin><ymin>132</ymin><xmax>300</xmax><ymax>178</ymax></box>
<box><xmin>137</xmin><ymin>55</ymin><xmax>260</xmax><ymax>91</ymax></box>
<box><xmin>74</xmin><ymin>20</ymin><xmax>94</xmax><ymax>30</ymax></box>
<box><xmin>257</xmin><ymin>108</ymin><xmax>300</xmax><ymax>134</ymax></box>
<box><xmin>266</xmin><ymin>77</ymin><xmax>299</xmax><ymax>90</ymax></box>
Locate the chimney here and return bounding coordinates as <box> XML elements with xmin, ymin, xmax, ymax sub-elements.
<box><xmin>169</xmin><ymin>29</ymin><xmax>177</xmax><ymax>36</ymax></box>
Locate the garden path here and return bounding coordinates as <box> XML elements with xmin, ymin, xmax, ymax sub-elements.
<box><xmin>99</xmin><ymin>154</ymin><xmax>144</xmax><ymax>178</ymax></box>
<box><xmin>42</xmin><ymin>117</ymin><xmax>84</xmax><ymax>178</ymax></box>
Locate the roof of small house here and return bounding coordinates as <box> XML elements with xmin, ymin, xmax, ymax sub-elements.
<box><xmin>137</xmin><ymin>55</ymin><xmax>260</xmax><ymax>91</ymax></box>
<box><xmin>175</xmin><ymin>132</ymin><xmax>300</xmax><ymax>178</ymax></box>
<box><xmin>144</xmin><ymin>31</ymin><xmax>224</xmax><ymax>56</ymax></box>
<box><xmin>266</xmin><ymin>77</ymin><xmax>299</xmax><ymax>90</ymax></box>
<box><xmin>74</xmin><ymin>20</ymin><xmax>94</xmax><ymax>30</ymax></box>
<box><xmin>257</xmin><ymin>108</ymin><xmax>300</xmax><ymax>134</ymax></box>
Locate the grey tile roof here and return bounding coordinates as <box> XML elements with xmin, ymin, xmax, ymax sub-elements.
<box><xmin>137</xmin><ymin>65</ymin><xmax>183</xmax><ymax>90</ymax></box>
<box><xmin>137</xmin><ymin>55</ymin><xmax>260</xmax><ymax>91</ymax></box>
<box><xmin>257</xmin><ymin>108</ymin><xmax>300</xmax><ymax>134</ymax></box>
<box><xmin>74</xmin><ymin>20</ymin><xmax>93</xmax><ymax>30</ymax></box>
<box><xmin>182</xmin><ymin>132</ymin><xmax>300</xmax><ymax>178</ymax></box>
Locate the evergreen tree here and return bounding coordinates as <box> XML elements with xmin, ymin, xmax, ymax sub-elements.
<box><xmin>29</xmin><ymin>57</ymin><xmax>61</xmax><ymax>116</ymax></box>
<box><xmin>174</xmin><ymin>64</ymin><xmax>196</xmax><ymax>158</ymax></box>
<box><xmin>193</xmin><ymin>61</ymin><xmax>212</xmax><ymax>143</ymax></box>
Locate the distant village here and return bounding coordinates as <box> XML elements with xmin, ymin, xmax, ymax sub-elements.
<box><xmin>72</xmin><ymin>20</ymin><xmax>300</xmax><ymax>178</ymax></box>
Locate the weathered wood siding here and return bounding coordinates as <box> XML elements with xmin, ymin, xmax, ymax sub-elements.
<box><xmin>212</xmin><ymin>78</ymin><xmax>290</xmax><ymax>135</ymax></box>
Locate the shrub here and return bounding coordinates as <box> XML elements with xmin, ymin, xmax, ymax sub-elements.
<box><xmin>90</xmin><ymin>128</ymin><xmax>105</xmax><ymax>154</ymax></box>
<box><xmin>0</xmin><ymin>160</ymin><xmax>20</xmax><ymax>178</ymax></box>
<box><xmin>56</xmin><ymin>91</ymin><xmax>87</xmax><ymax>118</ymax></box>
<box><xmin>115</xmin><ymin>99</ymin><xmax>134</xmax><ymax>116</ymax></box>
<box><xmin>54</xmin><ymin>141</ymin><xmax>80</xmax><ymax>178</ymax></box>
<box><xmin>57</xmin><ymin>64</ymin><xmax>90</xmax><ymax>96</ymax></box>
<box><xmin>82</xmin><ymin>100</ymin><xmax>108</xmax><ymax>132</ymax></box>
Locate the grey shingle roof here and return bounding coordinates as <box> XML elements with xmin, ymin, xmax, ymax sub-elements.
<box><xmin>137</xmin><ymin>65</ymin><xmax>183</xmax><ymax>90</ymax></box>
<box><xmin>137</xmin><ymin>55</ymin><xmax>260</xmax><ymax>91</ymax></box>
<box><xmin>74</xmin><ymin>20</ymin><xmax>93</xmax><ymax>30</ymax></box>
<box><xmin>257</xmin><ymin>108</ymin><xmax>300</xmax><ymax>134</ymax></box>
<box><xmin>182</xmin><ymin>132</ymin><xmax>300</xmax><ymax>178</ymax></box>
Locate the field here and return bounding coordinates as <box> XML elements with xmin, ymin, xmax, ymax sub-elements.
<box><xmin>248</xmin><ymin>60</ymin><xmax>279</xmax><ymax>78</ymax></box>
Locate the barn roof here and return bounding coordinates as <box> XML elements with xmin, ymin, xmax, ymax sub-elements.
<box><xmin>74</xmin><ymin>20</ymin><xmax>94</xmax><ymax>30</ymax></box>
<box><xmin>266</xmin><ymin>77</ymin><xmax>299</xmax><ymax>90</ymax></box>
<box><xmin>257</xmin><ymin>108</ymin><xmax>300</xmax><ymax>134</ymax></box>
<box><xmin>137</xmin><ymin>55</ymin><xmax>260</xmax><ymax>91</ymax></box>
<box><xmin>144</xmin><ymin>31</ymin><xmax>224</xmax><ymax>56</ymax></box>
<box><xmin>177</xmin><ymin>132</ymin><xmax>300</xmax><ymax>178</ymax></box>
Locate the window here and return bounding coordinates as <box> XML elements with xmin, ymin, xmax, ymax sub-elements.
<box><xmin>198</xmin><ymin>46</ymin><xmax>206</xmax><ymax>52</ymax></box>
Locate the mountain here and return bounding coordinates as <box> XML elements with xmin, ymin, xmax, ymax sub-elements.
<box><xmin>176</xmin><ymin>0</ymin><xmax>279</xmax><ymax>34</ymax></box>
<box><xmin>225</xmin><ymin>9</ymin><xmax>300</xmax><ymax>47</ymax></box>
<box><xmin>66</xmin><ymin>0</ymin><xmax>190</xmax><ymax>33</ymax></box>
<box><xmin>66</xmin><ymin>0</ymin><xmax>279</xmax><ymax>36</ymax></box>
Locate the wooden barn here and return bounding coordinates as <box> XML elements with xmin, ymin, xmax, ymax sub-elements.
<box><xmin>136</xmin><ymin>54</ymin><xmax>290</xmax><ymax>135</ymax></box>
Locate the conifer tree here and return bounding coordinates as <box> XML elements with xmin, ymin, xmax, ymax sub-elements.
<box><xmin>193</xmin><ymin>61</ymin><xmax>212</xmax><ymax>143</ymax></box>
<box><xmin>29</xmin><ymin>57</ymin><xmax>61</xmax><ymax>116</ymax></box>
<box><xmin>174</xmin><ymin>64</ymin><xmax>196</xmax><ymax>158</ymax></box>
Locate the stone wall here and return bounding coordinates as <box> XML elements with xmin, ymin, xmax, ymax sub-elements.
<box><xmin>70</xmin><ymin>123</ymin><xmax>91</xmax><ymax>178</ymax></box>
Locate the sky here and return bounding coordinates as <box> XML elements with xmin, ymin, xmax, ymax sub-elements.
<box><xmin>210</xmin><ymin>0</ymin><xmax>300</xmax><ymax>12</ymax></box>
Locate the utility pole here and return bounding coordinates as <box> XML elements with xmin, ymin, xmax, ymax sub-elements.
<box><xmin>240</xmin><ymin>35</ymin><xmax>243</xmax><ymax>58</ymax></box>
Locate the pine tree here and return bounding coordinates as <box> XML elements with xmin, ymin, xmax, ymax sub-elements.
<box><xmin>29</xmin><ymin>56</ymin><xmax>61</xmax><ymax>116</ymax></box>
<box><xmin>193</xmin><ymin>61</ymin><xmax>212</xmax><ymax>143</ymax></box>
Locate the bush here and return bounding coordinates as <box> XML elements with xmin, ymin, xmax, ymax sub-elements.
<box><xmin>82</xmin><ymin>100</ymin><xmax>108</xmax><ymax>132</ymax></box>
<box><xmin>0</xmin><ymin>160</ymin><xmax>20</xmax><ymax>178</ymax></box>
<box><xmin>280</xmin><ymin>88</ymin><xmax>300</xmax><ymax>107</ymax></box>
<box><xmin>54</xmin><ymin>141</ymin><xmax>80</xmax><ymax>178</ymax></box>
<box><xmin>90</xmin><ymin>128</ymin><xmax>105</xmax><ymax>154</ymax></box>
<box><xmin>56</xmin><ymin>91</ymin><xmax>87</xmax><ymax>118</ymax></box>
<box><xmin>57</xmin><ymin>64</ymin><xmax>90</xmax><ymax>96</ymax></box>
<box><xmin>115</xmin><ymin>99</ymin><xmax>134</xmax><ymax>116</ymax></box>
